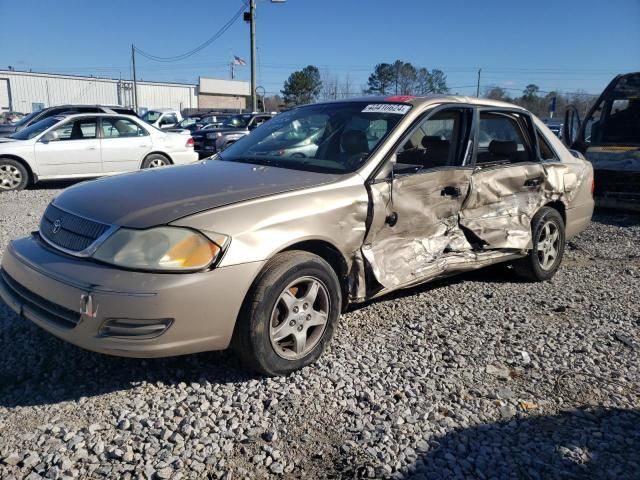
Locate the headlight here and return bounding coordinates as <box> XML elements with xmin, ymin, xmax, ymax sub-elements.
<box><xmin>93</xmin><ymin>227</ymin><xmax>228</xmax><ymax>271</ymax></box>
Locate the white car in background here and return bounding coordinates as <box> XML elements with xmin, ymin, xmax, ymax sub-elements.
<box><xmin>0</xmin><ymin>113</ymin><xmax>198</xmax><ymax>191</ymax></box>
<box><xmin>140</xmin><ymin>109</ymin><xmax>183</xmax><ymax>129</ymax></box>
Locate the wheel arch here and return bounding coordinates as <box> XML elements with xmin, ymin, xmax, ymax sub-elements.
<box><xmin>280</xmin><ymin>240</ymin><xmax>350</xmax><ymax>312</ymax></box>
<box><xmin>0</xmin><ymin>154</ymin><xmax>36</xmax><ymax>184</ymax></box>
<box><xmin>543</xmin><ymin>200</ymin><xmax>566</xmax><ymax>225</ymax></box>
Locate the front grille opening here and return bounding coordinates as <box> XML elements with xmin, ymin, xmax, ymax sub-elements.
<box><xmin>0</xmin><ymin>270</ymin><xmax>81</xmax><ymax>329</ymax></box>
<box><xmin>99</xmin><ymin>318</ymin><xmax>173</xmax><ymax>339</ymax></box>
<box><xmin>40</xmin><ymin>204</ymin><xmax>110</xmax><ymax>253</ymax></box>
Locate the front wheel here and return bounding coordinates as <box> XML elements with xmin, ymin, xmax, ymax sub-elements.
<box><xmin>513</xmin><ymin>206</ymin><xmax>565</xmax><ymax>281</ymax></box>
<box><xmin>234</xmin><ymin>251</ymin><xmax>342</xmax><ymax>376</ymax></box>
<box><xmin>0</xmin><ymin>158</ymin><xmax>29</xmax><ymax>191</ymax></box>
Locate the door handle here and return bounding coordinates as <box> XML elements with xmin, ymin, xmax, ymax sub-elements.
<box><xmin>86</xmin><ymin>146</ymin><xmax>97</xmax><ymax>150</ymax></box>
<box><xmin>441</xmin><ymin>186</ymin><xmax>461</xmax><ymax>197</ymax></box>
<box><xmin>524</xmin><ymin>176</ymin><xmax>544</xmax><ymax>187</ymax></box>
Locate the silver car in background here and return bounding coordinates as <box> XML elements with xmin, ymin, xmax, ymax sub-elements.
<box><xmin>0</xmin><ymin>113</ymin><xmax>198</xmax><ymax>191</ymax></box>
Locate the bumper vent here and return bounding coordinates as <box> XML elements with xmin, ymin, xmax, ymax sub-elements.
<box><xmin>0</xmin><ymin>270</ymin><xmax>81</xmax><ymax>329</ymax></box>
<box><xmin>40</xmin><ymin>203</ymin><xmax>110</xmax><ymax>253</ymax></box>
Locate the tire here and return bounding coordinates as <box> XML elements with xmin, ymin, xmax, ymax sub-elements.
<box><xmin>0</xmin><ymin>158</ymin><xmax>29</xmax><ymax>191</ymax></box>
<box><xmin>141</xmin><ymin>154</ymin><xmax>170</xmax><ymax>169</ymax></box>
<box><xmin>234</xmin><ymin>251</ymin><xmax>342</xmax><ymax>376</ymax></box>
<box><xmin>513</xmin><ymin>206</ymin><xmax>565</xmax><ymax>282</ymax></box>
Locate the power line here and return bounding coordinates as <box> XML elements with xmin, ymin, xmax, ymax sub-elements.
<box><xmin>134</xmin><ymin>4</ymin><xmax>246</xmax><ymax>62</ymax></box>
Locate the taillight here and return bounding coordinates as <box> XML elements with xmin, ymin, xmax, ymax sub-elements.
<box><xmin>591</xmin><ymin>178</ymin><xmax>595</xmax><ymax>194</ymax></box>
<box><xmin>186</xmin><ymin>137</ymin><xmax>194</xmax><ymax>148</ymax></box>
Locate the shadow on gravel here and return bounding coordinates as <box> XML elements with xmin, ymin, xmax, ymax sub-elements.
<box><xmin>0</xmin><ymin>310</ymin><xmax>258</xmax><ymax>408</ymax></box>
<box><xmin>27</xmin><ymin>179</ymin><xmax>91</xmax><ymax>190</ymax></box>
<box><xmin>403</xmin><ymin>408</ymin><xmax>640</xmax><ymax>480</ymax></box>
<box><xmin>348</xmin><ymin>264</ymin><xmax>521</xmax><ymax>313</ymax></box>
<box><xmin>592</xmin><ymin>208</ymin><xmax>640</xmax><ymax>227</ymax></box>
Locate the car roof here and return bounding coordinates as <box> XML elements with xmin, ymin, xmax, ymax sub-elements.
<box><xmin>313</xmin><ymin>94</ymin><xmax>527</xmax><ymax>111</ymax></box>
<box><xmin>147</xmin><ymin>108</ymin><xmax>178</xmax><ymax>113</ymax></box>
<box><xmin>50</xmin><ymin>113</ymin><xmax>141</xmax><ymax>120</ymax></box>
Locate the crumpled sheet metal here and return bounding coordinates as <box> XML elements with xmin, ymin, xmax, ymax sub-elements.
<box><xmin>457</xmin><ymin>163</ymin><xmax>586</xmax><ymax>250</ymax></box>
<box><xmin>362</xmin><ymin>169</ymin><xmax>474</xmax><ymax>290</ymax></box>
<box><xmin>362</xmin><ymin>161</ymin><xmax>589</xmax><ymax>293</ymax></box>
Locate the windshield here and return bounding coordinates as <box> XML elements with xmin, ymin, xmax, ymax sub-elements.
<box><xmin>218</xmin><ymin>102</ymin><xmax>410</xmax><ymax>173</ymax></box>
<box><xmin>141</xmin><ymin>110</ymin><xmax>162</xmax><ymax>123</ymax></box>
<box><xmin>12</xmin><ymin>111</ymin><xmax>40</xmax><ymax>127</ymax></box>
<box><xmin>222</xmin><ymin>114</ymin><xmax>251</xmax><ymax>128</ymax></box>
<box><xmin>10</xmin><ymin>117</ymin><xmax>60</xmax><ymax>140</ymax></box>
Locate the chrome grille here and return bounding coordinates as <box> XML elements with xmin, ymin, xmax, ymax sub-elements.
<box><xmin>40</xmin><ymin>204</ymin><xmax>110</xmax><ymax>253</ymax></box>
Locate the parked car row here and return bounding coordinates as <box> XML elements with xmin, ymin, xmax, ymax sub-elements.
<box><xmin>191</xmin><ymin>112</ymin><xmax>274</xmax><ymax>158</ymax></box>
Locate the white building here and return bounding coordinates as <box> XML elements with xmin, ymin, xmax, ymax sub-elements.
<box><xmin>0</xmin><ymin>70</ymin><xmax>250</xmax><ymax>114</ymax></box>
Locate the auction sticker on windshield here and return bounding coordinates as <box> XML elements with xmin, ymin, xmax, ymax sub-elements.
<box><xmin>362</xmin><ymin>104</ymin><xmax>412</xmax><ymax>114</ymax></box>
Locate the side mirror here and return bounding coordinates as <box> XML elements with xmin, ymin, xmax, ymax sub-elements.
<box><xmin>562</xmin><ymin>106</ymin><xmax>581</xmax><ymax>147</ymax></box>
<box><xmin>40</xmin><ymin>131</ymin><xmax>58</xmax><ymax>143</ymax></box>
<box><xmin>380</xmin><ymin>153</ymin><xmax>397</xmax><ymax>180</ymax></box>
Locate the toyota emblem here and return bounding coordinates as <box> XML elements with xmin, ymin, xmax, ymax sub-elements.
<box><xmin>52</xmin><ymin>219</ymin><xmax>62</xmax><ymax>234</ymax></box>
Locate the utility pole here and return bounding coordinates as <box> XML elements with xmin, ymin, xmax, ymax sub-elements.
<box><xmin>476</xmin><ymin>68</ymin><xmax>482</xmax><ymax>98</ymax></box>
<box><xmin>249</xmin><ymin>0</ymin><xmax>257</xmax><ymax>112</ymax></box>
<box><xmin>131</xmin><ymin>44</ymin><xmax>139</xmax><ymax>112</ymax></box>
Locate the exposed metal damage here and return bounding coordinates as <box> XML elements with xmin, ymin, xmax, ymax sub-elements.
<box><xmin>353</xmin><ymin>160</ymin><xmax>591</xmax><ymax>298</ymax></box>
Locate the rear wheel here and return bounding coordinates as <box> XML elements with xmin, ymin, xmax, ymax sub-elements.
<box><xmin>513</xmin><ymin>207</ymin><xmax>565</xmax><ymax>281</ymax></box>
<box><xmin>234</xmin><ymin>251</ymin><xmax>341</xmax><ymax>376</ymax></box>
<box><xmin>141</xmin><ymin>154</ymin><xmax>170</xmax><ymax>169</ymax></box>
<box><xmin>0</xmin><ymin>158</ymin><xmax>29</xmax><ymax>191</ymax></box>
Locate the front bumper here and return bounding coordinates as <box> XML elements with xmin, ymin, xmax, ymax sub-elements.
<box><xmin>0</xmin><ymin>235</ymin><xmax>264</xmax><ymax>358</ymax></box>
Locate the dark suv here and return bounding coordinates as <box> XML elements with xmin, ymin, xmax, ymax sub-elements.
<box><xmin>191</xmin><ymin>113</ymin><xmax>273</xmax><ymax>158</ymax></box>
<box><xmin>0</xmin><ymin>105</ymin><xmax>137</xmax><ymax>137</ymax></box>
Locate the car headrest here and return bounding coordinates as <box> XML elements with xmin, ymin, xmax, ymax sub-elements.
<box><xmin>488</xmin><ymin>140</ymin><xmax>517</xmax><ymax>157</ymax></box>
<box><xmin>421</xmin><ymin>135</ymin><xmax>450</xmax><ymax>148</ymax></box>
<box><xmin>341</xmin><ymin>129</ymin><xmax>369</xmax><ymax>155</ymax></box>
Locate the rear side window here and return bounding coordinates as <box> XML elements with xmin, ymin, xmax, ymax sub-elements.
<box><xmin>476</xmin><ymin>112</ymin><xmax>533</xmax><ymax>165</ymax></box>
<box><xmin>537</xmin><ymin>130</ymin><xmax>558</xmax><ymax>161</ymax></box>
<box><xmin>102</xmin><ymin>117</ymin><xmax>148</xmax><ymax>138</ymax></box>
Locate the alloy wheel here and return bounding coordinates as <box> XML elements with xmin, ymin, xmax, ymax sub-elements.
<box><xmin>0</xmin><ymin>164</ymin><xmax>22</xmax><ymax>190</ymax></box>
<box><xmin>148</xmin><ymin>158</ymin><xmax>168</xmax><ymax>168</ymax></box>
<box><xmin>537</xmin><ymin>220</ymin><xmax>560</xmax><ymax>270</ymax></box>
<box><xmin>269</xmin><ymin>276</ymin><xmax>330</xmax><ymax>360</ymax></box>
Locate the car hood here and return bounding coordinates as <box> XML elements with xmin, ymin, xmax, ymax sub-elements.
<box><xmin>53</xmin><ymin>160</ymin><xmax>342</xmax><ymax>228</ymax></box>
<box><xmin>0</xmin><ymin>125</ymin><xmax>18</xmax><ymax>137</ymax></box>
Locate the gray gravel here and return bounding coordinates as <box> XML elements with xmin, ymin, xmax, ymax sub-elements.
<box><xmin>1</xmin><ymin>183</ymin><xmax>639</xmax><ymax>479</ymax></box>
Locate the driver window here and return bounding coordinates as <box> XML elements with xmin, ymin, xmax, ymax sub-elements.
<box><xmin>53</xmin><ymin>118</ymin><xmax>97</xmax><ymax>141</ymax></box>
<box><xmin>395</xmin><ymin>108</ymin><xmax>471</xmax><ymax>172</ymax></box>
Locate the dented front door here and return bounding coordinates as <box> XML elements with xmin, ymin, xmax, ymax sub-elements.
<box><xmin>363</xmin><ymin>106</ymin><xmax>475</xmax><ymax>290</ymax></box>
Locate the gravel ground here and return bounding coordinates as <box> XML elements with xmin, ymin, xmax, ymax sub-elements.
<box><xmin>0</xmin><ymin>184</ymin><xmax>639</xmax><ymax>480</ymax></box>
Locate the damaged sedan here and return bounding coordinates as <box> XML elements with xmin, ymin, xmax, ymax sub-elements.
<box><xmin>0</xmin><ymin>96</ymin><xmax>594</xmax><ymax>375</ymax></box>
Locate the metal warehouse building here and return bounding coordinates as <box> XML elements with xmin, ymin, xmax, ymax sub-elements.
<box><xmin>0</xmin><ymin>70</ymin><xmax>250</xmax><ymax>114</ymax></box>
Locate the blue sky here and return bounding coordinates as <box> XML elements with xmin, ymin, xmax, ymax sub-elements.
<box><xmin>1</xmin><ymin>0</ymin><xmax>639</xmax><ymax>97</ymax></box>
